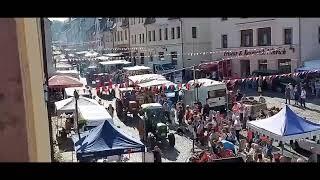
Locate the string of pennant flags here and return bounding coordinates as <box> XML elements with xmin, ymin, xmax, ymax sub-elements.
<box><xmin>97</xmin><ymin>69</ymin><xmax>320</xmax><ymax>95</ymax></box>
<box><xmin>222</xmin><ymin>70</ymin><xmax>320</xmax><ymax>84</ymax></box>
<box><xmin>65</xmin><ymin>46</ymin><xmax>290</xmax><ymax>62</ymax></box>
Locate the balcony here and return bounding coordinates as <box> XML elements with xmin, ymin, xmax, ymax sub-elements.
<box><xmin>144</xmin><ymin>18</ymin><xmax>156</xmax><ymax>25</ymax></box>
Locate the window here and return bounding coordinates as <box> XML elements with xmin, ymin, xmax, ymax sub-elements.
<box><xmin>134</xmin><ymin>35</ymin><xmax>136</xmax><ymax>44</ymax></box>
<box><xmin>142</xmin><ymin>33</ymin><xmax>145</xmax><ymax>43</ymax></box>
<box><xmin>141</xmin><ymin>18</ymin><xmax>144</xmax><ymax>23</ymax></box>
<box><xmin>159</xmin><ymin>29</ymin><xmax>162</xmax><ymax>40</ymax></box>
<box><xmin>152</xmin><ymin>30</ymin><xmax>155</xmax><ymax>41</ymax></box>
<box><xmin>148</xmin><ymin>31</ymin><xmax>151</xmax><ymax>42</ymax></box>
<box><xmin>120</xmin><ymin>31</ymin><xmax>123</xmax><ymax>41</ymax></box>
<box><xmin>164</xmin><ymin>28</ymin><xmax>168</xmax><ymax>40</ymax></box>
<box><xmin>241</xmin><ymin>29</ymin><xmax>253</xmax><ymax>47</ymax></box>
<box><xmin>171</xmin><ymin>51</ymin><xmax>178</xmax><ymax>65</ymax></box>
<box><xmin>159</xmin><ymin>52</ymin><xmax>164</xmax><ymax>60</ymax></box>
<box><xmin>138</xmin><ymin>18</ymin><xmax>140</xmax><ymax>23</ymax></box>
<box><xmin>140</xmin><ymin>53</ymin><xmax>144</xmax><ymax>64</ymax></box>
<box><xmin>284</xmin><ymin>28</ymin><xmax>292</xmax><ymax>45</ymax></box>
<box><xmin>221</xmin><ymin>18</ymin><xmax>228</xmax><ymax>21</ymax></box>
<box><xmin>131</xmin><ymin>35</ymin><xmax>134</xmax><ymax>44</ymax></box>
<box><xmin>133</xmin><ymin>18</ymin><xmax>135</xmax><ymax>24</ymax></box>
<box><xmin>139</xmin><ymin>34</ymin><xmax>141</xmax><ymax>44</ymax></box>
<box><xmin>177</xmin><ymin>26</ymin><xmax>181</xmax><ymax>39</ymax></box>
<box><xmin>208</xmin><ymin>89</ymin><xmax>226</xmax><ymax>98</ymax></box>
<box><xmin>221</xmin><ymin>34</ymin><xmax>228</xmax><ymax>48</ymax></box>
<box><xmin>171</xmin><ymin>27</ymin><xmax>175</xmax><ymax>39</ymax></box>
<box><xmin>125</xmin><ymin>30</ymin><xmax>127</xmax><ymax>40</ymax></box>
<box><xmin>278</xmin><ymin>59</ymin><xmax>291</xmax><ymax>73</ymax></box>
<box><xmin>114</xmin><ymin>32</ymin><xmax>117</xmax><ymax>42</ymax></box>
<box><xmin>150</xmin><ymin>54</ymin><xmax>153</xmax><ymax>62</ymax></box>
<box><xmin>117</xmin><ymin>31</ymin><xmax>120</xmax><ymax>42</ymax></box>
<box><xmin>258</xmin><ymin>60</ymin><xmax>268</xmax><ymax>71</ymax></box>
<box><xmin>192</xmin><ymin>27</ymin><xmax>197</xmax><ymax>38</ymax></box>
<box><xmin>258</xmin><ymin>27</ymin><xmax>271</xmax><ymax>46</ymax></box>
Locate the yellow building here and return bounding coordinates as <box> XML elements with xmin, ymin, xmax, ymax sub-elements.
<box><xmin>0</xmin><ymin>18</ymin><xmax>51</xmax><ymax>162</ymax></box>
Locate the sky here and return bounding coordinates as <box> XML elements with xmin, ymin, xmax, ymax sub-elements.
<box><xmin>48</xmin><ymin>18</ymin><xmax>68</xmax><ymax>22</ymax></box>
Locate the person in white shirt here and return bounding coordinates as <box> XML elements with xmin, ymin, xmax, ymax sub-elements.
<box><xmin>300</xmin><ymin>88</ymin><xmax>306</xmax><ymax>108</ymax></box>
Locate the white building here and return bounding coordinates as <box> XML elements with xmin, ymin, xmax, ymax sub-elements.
<box><xmin>103</xmin><ymin>18</ymin><xmax>212</xmax><ymax>69</ymax></box>
<box><xmin>210</xmin><ymin>18</ymin><xmax>320</xmax><ymax>78</ymax></box>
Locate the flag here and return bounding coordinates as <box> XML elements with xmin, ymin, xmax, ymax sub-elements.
<box><xmin>178</xmin><ymin>83</ymin><xmax>182</xmax><ymax>90</ymax></box>
<box><xmin>186</xmin><ymin>83</ymin><xmax>190</xmax><ymax>90</ymax></box>
<box><xmin>108</xmin><ymin>80</ymin><xmax>113</xmax><ymax>89</ymax></box>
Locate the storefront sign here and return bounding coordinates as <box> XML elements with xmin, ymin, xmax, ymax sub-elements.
<box><xmin>223</xmin><ymin>47</ymin><xmax>286</xmax><ymax>57</ymax></box>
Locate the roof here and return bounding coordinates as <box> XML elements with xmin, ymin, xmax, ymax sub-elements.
<box><xmin>99</xmin><ymin>60</ymin><xmax>131</xmax><ymax>65</ymax></box>
<box><xmin>65</xmin><ymin>87</ymin><xmax>91</xmax><ymax>97</ymax></box>
<box><xmin>78</xmin><ymin>105</ymin><xmax>113</xmax><ymax>127</ymax></box>
<box><xmin>188</xmin><ymin>78</ymin><xmax>225</xmax><ymax>87</ymax></box>
<box><xmin>247</xmin><ymin>105</ymin><xmax>320</xmax><ymax>142</ymax></box>
<box><xmin>123</xmin><ymin>65</ymin><xmax>151</xmax><ymax>71</ymax></box>
<box><xmin>56</xmin><ymin>70</ymin><xmax>79</xmax><ymax>74</ymax></box>
<box><xmin>137</xmin><ymin>79</ymin><xmax>174</xmax><ymax>88</ymax></box>
<box><xmin>141</xmin><ymin>103</ymin><xmax>162</xmax><ymax>109</ymax></box>
<box><xmin>96</xmin><ymin>56</ymin><xmax>110</xmax><ymax>60</ymax></box>
<box><xmin>49</xmin><ymin>75</ymin><xmax>83</xmax><ymax>88</ymax></box>
<box><xmin>85</xmin><ymin>51</ymin><xmax>99</xmax><ymax>57</ymax></box>
<box><xmin>128</xmin><ymin>74</ymin><xmax>166</xmax><ymax>84</ymax></box>
<box><xmin>103</xmin><ymin>53</ymin><xmax>123</xmax><ymax>57</ymax></box>
<box><xmin>55</xmin><ymin>96</ymin><xmax>98</xmax><ymax>114</ymax></box>
<box><xmin>72</xmin><ymin>120</ymin><xmax>145</xmax><ymax>160</ymax></box>
<box><xmin>76</xmin><ymin>51</ymin><xmax>89</xmax><ymax>55</ymax></box>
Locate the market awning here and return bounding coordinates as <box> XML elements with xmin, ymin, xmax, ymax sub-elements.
<box><xmin>49</xmin><ymin>75</ymin><xmax>83</xmax><ymax>88</ymax></box>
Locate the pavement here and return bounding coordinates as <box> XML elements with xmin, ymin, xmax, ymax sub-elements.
<box><xmin>55</xmin><ymin>87</ymin><xmax>320</xmax><ymax>162</ymax></box>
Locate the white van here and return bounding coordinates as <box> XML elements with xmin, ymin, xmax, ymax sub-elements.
<box><xmin>183</xmin><ymin>78</ymin><xmax>227</xmax><ymax>111</ymax></box>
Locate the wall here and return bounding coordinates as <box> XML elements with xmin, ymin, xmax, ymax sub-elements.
<box><xmin>300</xmin><ymin>18</ymin><xmax>320</xmax><ymax>64</ymax></box>
<box><xmin>0</xmin><ymin>18</ymin><xmax>30</xmax><ymax>162</ymax></box>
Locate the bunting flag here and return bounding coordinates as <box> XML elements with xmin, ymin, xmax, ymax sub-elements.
<box><xmin>186</xmin><ymin>83</ymin><xmax>191</xmax><ymax>90</ymax></box>
<box><xmin>178</xmin><ymin>83</ymin><xmax>182</xmax><ymax>90</ymax></box>
<box><xmin>108</xmin><ymin>80</ymin><xmax>113</xmax><ymax>89</ymax></box>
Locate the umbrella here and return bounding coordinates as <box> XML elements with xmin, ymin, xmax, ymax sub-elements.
<box><xmin>221</xmin><ymin>140</ymin><xmax>235</xmax><ymax>152</ymax></box>
<box><xmin>49</xmin><ymin>75</ymin><xmax>83</xmax><ymax>88</ymax></box>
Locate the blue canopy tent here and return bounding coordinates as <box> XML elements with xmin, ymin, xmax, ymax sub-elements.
<box><xmin>247</xmin><ymin>105</ymin><xmax>320</xmax><ymax>142</ymax></box>
<box><xmin>72</xmin><ymin>120</ymin><xmax>145</xmax><ymax>161</ymax></box>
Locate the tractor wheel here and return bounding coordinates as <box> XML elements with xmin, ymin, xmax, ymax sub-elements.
<box><xmin>168</xmin><ymin>133</ymin><xmax>175</xmax><ymax>148</ymax></box>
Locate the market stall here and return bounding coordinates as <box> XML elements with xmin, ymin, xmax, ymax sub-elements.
<box><xmin>78</xmin><ymin>105</ymin><xmax>113</xmax><ymax>130</ymax></box>
<box><xmin>123</xmin><ymin>65</ymin><xmax>152</xmax><ymax>76</ymax></box>
<box><xmin>55</xmin><ymin>96</ymin><xmax>98</xmax><ymax>115</ymax></box>
<box><xmin>72</xmin><ymin>120</ymin><xmax>145</xmax><ymax>162</ymax></box>
<box><xmin>247</xmin><ymin>105</ymin><xmax>320</xmax><ymax>143</ymax></box>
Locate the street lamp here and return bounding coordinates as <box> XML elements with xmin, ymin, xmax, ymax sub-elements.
<box><xmin>74</xmin><ymin>90</ymin><xmax>81</xmax><ymax>140</ymax></box>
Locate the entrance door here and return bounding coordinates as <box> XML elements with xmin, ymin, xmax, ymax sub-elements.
<box><xmin>240</xmin><ymin>60</ymin><xmax>250</xmax><ymax>77</ymax></box>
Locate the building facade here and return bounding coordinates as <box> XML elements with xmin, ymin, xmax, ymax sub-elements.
<box><xmin>104</xmin><ymin>18</ymin><xmax>212</xmax><ymax>69</ymax></box>
<box><xmin>210</xmin><ymin>18</ymin><xmax>320</xmax><ymax>78</ymax></box>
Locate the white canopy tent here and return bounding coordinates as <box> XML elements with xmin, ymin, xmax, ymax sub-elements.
<box><xmin>64</xmin><ymin>87</ymin><xmax>90</xmax><ymax>98</ymax></box>
<box><xmin>137</xmin><ymin>79</ymin><xmax>175</xmax><ymax>88</ymax></box>
<box><xmin>78</xmin><ymin>105</ymin><xmax>113</xmax><ymax>127</ymax></box>
<box><xmin>99</xmin><ymin>60</ymin><xmax>131</xmax><ymax>66</ymax></box>
<box><xmin>128</xmin><ymin>74</ymin><xmax>166</xmax><ymax>84</ymax></box>
<box><xmin>247</xmin><ymin>105</ymin><xmax>320</xmax><ymax>142</ymax></box>
<box><xmin>123</xmin><ymin>65</ymin><xmax>151</xmax><ymax>71</ymax></box>
<box><xmin>54</xmin><ymin>96</ymin><xmax>99</xmax><ymax>115</ymax></box>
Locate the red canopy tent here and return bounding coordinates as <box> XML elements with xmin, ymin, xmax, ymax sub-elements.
<box><xmin>49</xmin><ymin>75</ymin><xmax>83</xmax><ymax>89</ymax></box>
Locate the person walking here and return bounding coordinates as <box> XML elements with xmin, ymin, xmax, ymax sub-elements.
<box><xmin>285</xmin><ymin>84</ymin><xmax>291</xmax><ymax>105</ymax></box>
<box><xmin>300</xmin><ymin>87</ymin><xmax>307</xmax><ymax>109</ymax></box>
<box><xmin>289</xmin><ymin>83</ymin><xmax>294</xmax><ymax>100</ymax></box>
<box><xmin>294</xmin><ymin>85</ymin><xmax>299</xmax><ymax>105</ymax></box>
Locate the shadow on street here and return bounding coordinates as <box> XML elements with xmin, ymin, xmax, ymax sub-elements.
<box><xmin>57</xmin><ymin>137</ymin><xmax>74</xmax><ymax>152</ymax></box>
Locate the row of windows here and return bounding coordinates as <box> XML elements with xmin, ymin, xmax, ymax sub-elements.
<box><xmin>130</xmin><ymin>51</ymin><xmax>178</xmax><ymax>65</ymax></box>
<box><xmin>221</xmin><ymin>27</ymin><xmax>293</xmax><ymax>48</ymax></box>
<box><xmin>130</xmin><ymin>18</ymin><xmax>144</xmax><ymax>25</ymax></box>
<box><xmin>110</xmin><ymin>26</ymin><xmax>197</xmax><ymax>44</ymax></box>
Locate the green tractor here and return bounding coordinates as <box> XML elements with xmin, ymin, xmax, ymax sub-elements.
<box><xmin>140</xmin><ymin>103</ymin><xmax>175</xmax><ymax>149</ymax></box>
